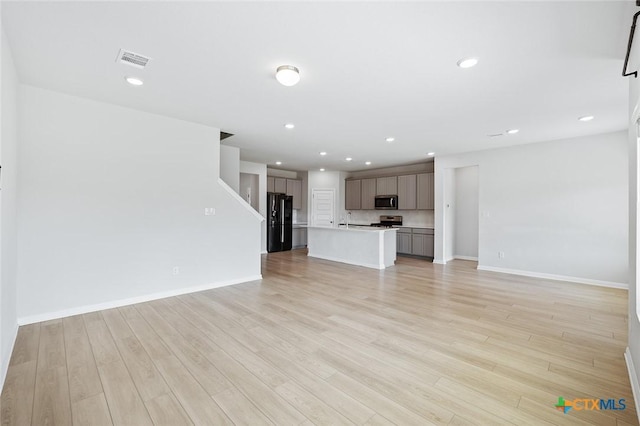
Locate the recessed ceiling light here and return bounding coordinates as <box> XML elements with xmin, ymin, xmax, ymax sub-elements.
<box><xmin>125</xmin><ymin>76</ymin><xmax>144</xmax><ymax>86</ymax></box>
<box><xmin>427</xmin><ymin>152</ymin><xmax>435</xmax><ymax>156</ymax></box>
<box><xmin>579</xmin><ymin>115</ymin><xmax>594</xmax><ymax>122</ymax></box>
<box><xmin>457</xmin><ymin>57</ymin><xmax>479</xmax><ymax>68</ymax></box>
<box><xmin>276</xmin><ymin>65</ymin><xmax>300</xmax><ymax>86</ymax></box>
<box><xmin>275</xmin><ymin>161</ymin><xmax>282</xmax><ymax>165</ymax></box>
<box><xmin>319</xmin><ymin>151</ymin><xmax>327</xmax><ymax>156</ymax></box>
<box><xmin>506</xmin><ymin>129</ymin><xmax>519</xmax><ymax>134</ymax></box>
<box><xmin>365</xmin><ymin>161</ymin><xmax>372</xmax><ymax>165</ymax></box>
<box><xmin>345</xmin><ymin>157</ymin><xmax>353</xmax><ymax>161</ymax></box>
<box><xmin>386</xmin><ymin>137</ymin><xmax>395</xmax><ymax>143</ymax></box>
<box><xmin>284</xmin><ymin>123</ymin><xmax>295</xmax><ymax>129</ymax></box>
<box><xmin>320</xmin><ymin>168</ymin><xmax>325</xmax><ymax>172</ymax></box>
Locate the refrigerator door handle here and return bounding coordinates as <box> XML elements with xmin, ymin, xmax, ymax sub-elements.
<box><xmin>281</xmin><ymin>199</ymin><xmax>285</xmax><ymax>242</ymax></box>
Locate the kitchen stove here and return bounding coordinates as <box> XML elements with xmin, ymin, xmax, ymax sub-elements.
<box><xmin>370</xmin><ymin>215</ymin><xmax>403</xmax><ymax>228</ymax></box>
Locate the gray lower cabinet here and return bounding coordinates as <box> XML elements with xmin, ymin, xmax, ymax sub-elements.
<box><xmin>396</xmin><ymin>228</ymin><xmax>412</xmax><ymax>254</ymax></box>
<box><xmin>293</xmin><ymin>227</ymin><xmax>307</xmax><ymax>248</ymax></box>
<box><xmin>397</xmin><ymin>227</ymin><xmax>434</xmax><ymax>257</ymax></box>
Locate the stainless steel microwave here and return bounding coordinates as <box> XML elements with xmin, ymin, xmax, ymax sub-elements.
<box><xmin>375</xmin><ymin>195</ymin><xmax>398</xmax><ymax>210</ymax></box>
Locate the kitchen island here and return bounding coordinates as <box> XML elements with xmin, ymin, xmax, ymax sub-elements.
<box><xmin>307</xmin><ymin>226</ymin><xmax>397</xmax><ymax>269</ymax></box>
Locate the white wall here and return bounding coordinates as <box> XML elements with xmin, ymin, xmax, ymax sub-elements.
<box><xmin>16</xmin><ymin>85</ymin><xmax>262</xmax><ymax>323</ymax></box>
<box><xmin>220</xmin><ymin>145</ymin><xmax>240</xmax><ymax>193</ymax></box>
<box><xmin>0</xmin><ymin>28</ymin><xmax>19</xmax><ymax>391</ymax></box>
<box><xmin>435</xmin><ymin>131</ymin><xmax>628</xmax><ymax>286</ymax></box>
<box><xmin>454</xmin><ymin>166</ymin><xmax>479</xmax><ymax>260</ymax></box>
<box><xmin>239</xmin><ymin>173</ymin><xmax>259</xmax><ymax>211</ymax></box>
<box><xmin>240</xmin><ymin>160</ymin><xmax>267</xmax><ymax>253</ymax></box>
<box><xmin>443</xmin><ymin>168</ymin><xmax>456</xmax><ymax>261</ymax></box>
<box><xmin>627</xmin><ymin>48</ymin><xmax>640</xmax><ymax>408</ymax></box>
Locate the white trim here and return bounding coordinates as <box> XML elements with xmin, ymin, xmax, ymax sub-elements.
<box><xmin>307</xmin><ymin>253</ymin><xmax>386</xmax><ymax>270</ymax></box>
<box><xmin>454</xmin><ymin>255</ymin><xmax>478</xmax><ymax>261</ymax></box>
<box><xmin>17</xmin><ymin>275</ymin><xmax>262</xmax><ymax>326</ymax></box>
<box><xmin>445</xmin><ymin>256</ymin><xmax>455</xmax><ymax>262</ymax></box>
<box><xmin>625</xmin><ymin>347</ymin><xmax>640</xmax><ymax>415</ymax></box>
<box><xmin>476</xmin><ymin>265</ymin><xmax>627</xmax><ymax>289</ymax></box>
<box><xmin>0</xmin><ymin>322</ymin><xmax>19</xmax><ymax>395</ymax></box>
<box><xmin>261</xmin><ymin>250</ymin><xmax>268</xmax><ymax>255</ymax></box>
<box><xmin>432</xmin><ymin>259</ymin><xmax>447</xmax><ymax>265</ymax></box>
<box><xmin>218</xmin><ymin>178</ymin><xmax>265</xmax><ymax>222</ymax></box>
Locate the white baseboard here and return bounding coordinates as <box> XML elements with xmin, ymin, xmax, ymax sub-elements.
<box><xmin>0</xmin><ymin>322</ymin><xmax>19</xmax><ymax>395</ymax></box>
<box><xmin>307</xmin><ymin>253</ymin><xmax>385</xmax><ymax>270</ymax></box>
<box><xmin>625</xmin><ymin>347</ymin><xmax>640</xmax><ymax>415</ymax></box>
<box><xmin>17</xmin><ymin>275</ymin><xmax>262</xmax><ymax>326</ymax></box>
<box><xmin>432</xmin><ymin>259</ymin><xmax>447</xmax><ymax>265</ymax></box>
<box><xmin>476</xmin><ymin>265</ymin><xmax>627</xmax><ymax>289</ymax></box>
<box><xmin>454</xmin><ymin>255</ymin><xmax>478</xmax><ymax>261</ymax></box>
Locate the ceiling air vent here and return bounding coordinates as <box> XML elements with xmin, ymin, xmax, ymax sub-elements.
<box><xmin>116</xmin><ymin>49</ymin><xmax>151</xmax><ymax>69</ymax></box>
<box><xmin>488</xmin><ymin>133</ymin><xmax>504</xmax><ymax>138</ymax></box>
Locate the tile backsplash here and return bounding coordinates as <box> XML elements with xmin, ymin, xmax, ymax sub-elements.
<box><xmin>342</xmin><ymin>210</ymin><xmax>434</xmax><ymax>228</ymax></box>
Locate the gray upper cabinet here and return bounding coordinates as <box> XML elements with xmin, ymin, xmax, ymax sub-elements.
<box><xmin>286</xmin><ymin>179</ymin><xmax>302</xmax><ymax>209</ymax></box>
<box><xmin>417</xmin><ymin>173</ymin><xmax>435</xmax><ymax>210</ymax></box>
<box><xmin>267</xmin><ymin>176</ymin><xmax>275</xmax><ymax>193</ymax></box>
<box><xmin>376</xmin><ymin>176</ymin><xmax>397</xmax><ymax>195</ymax></box>
<box><xmin>345</xmin><ymin>179</ymin><xmax>361</xmax><ymax>210</ymax></box>
<box><xmin>361</xmin><ymin>178</ymin><xmax>376</xmax><ymax>210</ymax></box>
<box><xmin>397</xmin><ymin>174</ymin><xmax>417</xmax><ymax>210</ymax></box>
<box><xmin>274</xmin><ymin>177</ymin><xmax>287</xmax><ymax>194</ymax></box>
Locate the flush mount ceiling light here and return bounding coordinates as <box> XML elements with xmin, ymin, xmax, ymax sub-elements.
<box><xmin>506</xmin><ymin>129</ymin><xmax>519</xmax><ymax>134</ymax></box>
<box><xmin>579</xmin><ymin>115</ymin><xmax>595</xmax><ymax>122</ymax></box>
<box><xmin>276</xmin><ymin>65</ymin><xmax>300</xmax><ymax>86</ymax></box>
<box><xmin>457</xmin><ymin>57</ymin><xmax>479</xmax><ymax>69</ymax></box>
<box><xmin>275</xmin><ymin>161</ymin><xmax>282</xmax><ymax>165</ymax></box>
<box><xmin>365</xmin><ymin>161</ymin><xmax>372</xmax><ymax>165</ymax></box>
<box><xmin>385</xmin><ymin>137</ymin><xmax>395</xmax><ymax>143</ymax></box>
<box><xmin>284</xmin><ymin>123</ymin><xmax>295</xmax><ymax>129</ymax></box>
<box><xmin>319</xmin><ymin>151</ymin><xmax>327</xmax><ymax>156</ymax></box>
<box><xmin>125</xmin><ymin>76</ymin><xmax>144</xmax><ymax>86</ymax></box>
<box><xmin>427</xmin><ymin>152</ymin><xmax>435</xmax><ymax>156</ymax></box>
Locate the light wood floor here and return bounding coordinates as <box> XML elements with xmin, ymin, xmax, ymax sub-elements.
<box><xmin>1</xmin><ymin>250</ymin><xmax>637</xmax><ymax>425</ymax></box>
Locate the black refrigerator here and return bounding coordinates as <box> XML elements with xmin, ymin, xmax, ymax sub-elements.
<box><xmin>267</xmin><ymin>192</ymin><xmax>293</xmax><ymax>253</ymax></box>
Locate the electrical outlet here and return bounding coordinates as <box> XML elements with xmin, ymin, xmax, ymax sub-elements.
<box><xmin>172</xmin><ymin>266</ymin><xmax>180</xmax><ymax>275</ymax></box>
<box><xmin>204</xmin><ymin>207</ymin><xmax>216</xmax><ymax>216</ymax></box>
<box><xmin>498</xmin><ymin>251</ymin><xmax>505</xmax><ymax>259</ymax></box>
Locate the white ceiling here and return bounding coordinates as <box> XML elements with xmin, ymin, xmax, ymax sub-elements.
<box><xmin>2</xmin><ymin>1</ymin><xmax>633</xmax><ymax>172</ymax></box>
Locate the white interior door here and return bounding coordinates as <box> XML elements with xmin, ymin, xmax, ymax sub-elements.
<box><xmin>312</xmin><ymin>189</ymin><xmax>335</xmax><ymax>227</ymax></box>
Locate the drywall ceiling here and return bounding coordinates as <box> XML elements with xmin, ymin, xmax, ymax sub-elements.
<box><xmin>2</xmin><ymin>1</ymin><xmax>632</xmax><ymax>172</ymax></box>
